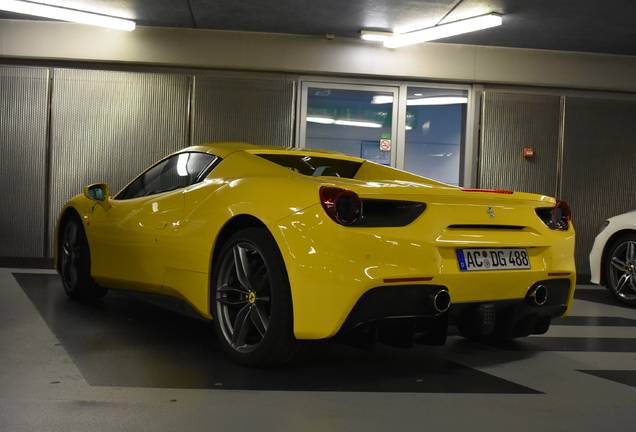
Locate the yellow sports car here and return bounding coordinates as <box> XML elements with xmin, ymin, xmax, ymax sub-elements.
<box><xmin>55</xmin><ymin>142</ymin><xmax>576</xmax><ymax>366</ymax></box>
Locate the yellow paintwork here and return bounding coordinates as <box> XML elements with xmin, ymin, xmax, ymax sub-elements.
<box><xmin>55</xmin><ymin>142</ymin><xmax>576</xmax><ymax>339</ymax></box>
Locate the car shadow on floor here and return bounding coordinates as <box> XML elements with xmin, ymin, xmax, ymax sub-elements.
<box><xmin>14</xmin><ymin>273</ymin><xmax>633</xmax><ymax>394</ymax></box>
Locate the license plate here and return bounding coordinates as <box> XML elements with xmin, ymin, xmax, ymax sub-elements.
<box><xmin>456</xmin><ymin>248</ymin><xmax>531</xmax><ymax>271</ymax></box>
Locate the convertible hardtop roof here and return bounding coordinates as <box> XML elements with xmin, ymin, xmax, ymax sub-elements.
<box><xmin>180</xmin><ymin>142</ymin><xmax>363</xmax><ymax>161</ymax></box>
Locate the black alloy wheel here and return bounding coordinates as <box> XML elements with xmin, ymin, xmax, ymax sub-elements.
<box><xmin>58</xmin><ymin>214</ymin><xmax>107</xmax><ymax>301</ymax></box>
<box><xmin>212</xmin><ymin>227</ymin><xmax>312</xmax><ymax>366</ymax></box>
<box><xmin>604</xmin><ymin>233</ymin><xmax>636</xmax><ymax>306</ymax></box>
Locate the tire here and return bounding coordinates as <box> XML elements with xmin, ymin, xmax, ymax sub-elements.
<box><xmin>212</xmin><ymin>227</ymin><xmax>313</xmax><ymax>366</ymax></box>
<box><xmin>604</xmin><ymin>233</ymin><xmax>636</xmax><ymax>306</ymax></box>
<box><xmin>58</xmin><ymin>214</ymin><xmax>108</xmax><ymax>301</ymax></box>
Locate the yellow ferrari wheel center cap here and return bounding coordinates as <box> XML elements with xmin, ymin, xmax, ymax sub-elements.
<box><xmin>248</xmin><ymin>292</ymin><xmax>256</xmax><ymax>303</ymax></box>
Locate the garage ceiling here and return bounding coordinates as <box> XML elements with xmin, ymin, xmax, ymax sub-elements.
<box><xmin>1</xmin><ymin>0</ymin><xmax>634</xmax><ymax>57</ymax></box>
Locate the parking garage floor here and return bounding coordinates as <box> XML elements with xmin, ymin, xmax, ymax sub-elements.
<box><xmin>2</xmin><ymin>267</ymin><xmax>636</xmax><ymax>432</ymax></box>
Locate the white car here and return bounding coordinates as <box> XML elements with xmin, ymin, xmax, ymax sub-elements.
<box><xmin>589</xmin><ymin>210</ymin><xmax>636</xmax><ymax>306</ymax></box>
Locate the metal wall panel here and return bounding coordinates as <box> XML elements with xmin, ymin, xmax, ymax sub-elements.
<box><xmin>192</xmin><ymin>75</ymin><xmax>295</xmax><ymax>147</ymax></box>
<box><xmin>480</xmin><ymin>92</ymin><xmax>636</xmax><ymax>275</ymax></box>
<box><xmin>561</xmin><ymin>97</ymin><xmax>636</xmax><ymax>274</ymax></box>
<box><xmin>3</xmin><ymin>63</ymin><xmax>633</xmax><ymax>276</ymax></box>
<box><xmin>48</xmin><ymin>69</ymin><xmax>191</xmax><ymax>256</ymax></box>
<box><xmin>0</xmin><ymin>66</ymin><xmax>50</xmax><ymax>257</ymax></box>
<box><xmin>479</xmin><ymin>92</ymin><xmax>561</xmax><ymax>196</ymax></box>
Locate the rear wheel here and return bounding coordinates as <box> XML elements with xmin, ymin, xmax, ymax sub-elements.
<box><xmin>604</xmin><ymin>233</ymin><xmax>636</xmax><ymax>306</ymax></box>
<box><xmin>212</xmin><ymin>227</ymin><xmax>313</xmax><ymax>366</ymax></box>
<box><xmin>58</xmin><ymin>214</ymin><xmax>107</xmax><ymax>301</ymax></box>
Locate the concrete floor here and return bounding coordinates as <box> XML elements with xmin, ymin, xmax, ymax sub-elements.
<box><xmin>1</xmin><ymin>267</ymin><xmax>636</xmax><ymax>431</ymax></box>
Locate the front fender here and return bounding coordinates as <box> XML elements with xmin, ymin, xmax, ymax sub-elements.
<box><xmin>53</xmin><ymin>195</ymin><xmax>98</xmax><ymax>271</ymax></box>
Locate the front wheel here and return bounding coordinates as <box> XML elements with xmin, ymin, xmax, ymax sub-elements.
<box><xmin>58</xmin><ymin>214</ymin><xmax>108</xmax><ymax>301</ymax></box>
<box><xmin>212</xmin><ymin>227</ymin><xmax>313</xmax><ymax>366</ymax></box>
<box><xmin>604</xmin><ymin>233</ymin><xmax>636</xmax><ymax>306</ymax></box>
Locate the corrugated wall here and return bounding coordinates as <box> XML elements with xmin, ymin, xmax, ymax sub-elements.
<box><xmin>561</xmin><ymin>97</ymin><xmax>636</xmax><ymax>274</ymax></box>
<box><xmin>192</xmin><ymin>75</ymin><xmax>295</xmax><ymax>147</ymax></box>
<box><xmin>479</xmin><ymin>92</ymin><xmax>561</xmax><ymax>196</ymax></box>
<box><xmin>3</xmin><ymin>65</ymin><xmax>636</xmax><ymax>273</ymax></box>
<box><xmin>0</xmin><ymin>65</ymin><xmax>297</xmax><ymax>260</ymax></box>
<box><xmin>480</xmin><ymin>91</ymin><xmax>636</xmax><ymax>275</ymax></box>
<box><xmin>48</xmin><ymin>69</ymin><xmax>192</xmax><ymax>256</ymax></box>
<box><xmin>0</xmin><ymin>67</ymin><xmax>50</xmax><ymax>257</ymax></box>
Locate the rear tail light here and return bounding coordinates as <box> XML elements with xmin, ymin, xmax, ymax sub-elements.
<box><xmin>319</xmin><ymin>186</ymin><xmax>361</xmax><ymax>225</ymax></box>
<box><xmin>552</xmin><ymin>200</ymin><xmax>571</xmax><ymax>230</ymax></box>
<box><xmin>319</xmin><ymin>186</ymin><xmax>426</xmax><ymax>227</ymax></box>
<box><xmin>536</xmin><ymin>201</ymin><xmax>571</xmax><ymax>230</ymax></box>
<box><xmin>356</xmin><ymin>199</ymin><xmax>426</xmax><ymax>227</ymax></box>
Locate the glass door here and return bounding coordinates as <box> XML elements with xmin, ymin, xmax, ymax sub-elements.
<box><xmin>298</xmin><ymin>82</ymin><xmax>399</xmax><ymax>167</ymax></box>
<box><xmin>298</xmin><ymin>80</ymin><xmax>472</xmax><ymax>187</ymax></box>
<box><xmin>402</xmin><ymin>87</ymin><xmax>468</xmax><ymax>186</ymax></box>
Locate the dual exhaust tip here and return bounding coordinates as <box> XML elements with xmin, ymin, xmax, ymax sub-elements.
<box><xmin>428</xmin><ymin>289</ymin><xmax>451</xmax><ymax>313</ymax></box>
<box><xmin>426</xmin><ymin>285</ymin><xmax>547</xmax><ymax>314</ymax></box>
<box><xmin>527</xmin><ymin>285</ymin><xmax>548</xmax><ymax>307</ymax></box>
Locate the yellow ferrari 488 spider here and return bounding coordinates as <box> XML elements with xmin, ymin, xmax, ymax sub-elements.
<box><xmin>55</xmin><ymin>142</ymin><xmax>576</xmax><ymax>366</ymax></box>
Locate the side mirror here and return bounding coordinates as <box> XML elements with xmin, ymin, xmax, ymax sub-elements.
<box><xmin>84</xmin><ymin>183</ymin><xmax>111</xmax><ymax>209</ymax></box>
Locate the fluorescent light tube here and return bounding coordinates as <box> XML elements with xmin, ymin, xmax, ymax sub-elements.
<box><xmin>334</xmin><ymin>120</ymin><xmax>382</xmax><ymax>128</ymax></box>
<box><xmin>408</xmin><ymin>96</ymin><xmax>468</xmax><ymax>105</ymax></box>
<box><xmin>371</xmin><ymin>95</ymin><xmax>394</xmax><ymax>104</ymax></box>
<box><xmin>307</xmin><ymin>116</ymin><xmax>336</xmax><ymax>124</ymax></box>
<box><xmin>307</xmin><ymin>117</ymin><xmax>382</xmax><ymax>128</ymax></box>
<box><xmin>372</xmin><ymin>95</ymin><xmax>468</xmax><ymax>105</ymax></box>
<box><xmin>384</xmin><ymin>13</ymin><xmax>502</xmax><ymax>48</ymax></box>
<box><xmin>360</xmin><ymin>30</ymin><xmax>393</xmax><ymax>42</ymax></box>
<box><xmin>0</xmin><ymin>0</ymin><xmax>136</xmax><ymax>31</ymax></box>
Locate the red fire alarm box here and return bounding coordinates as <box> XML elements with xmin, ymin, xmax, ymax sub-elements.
<box><xmin>523</xmin><ymin>148</ymin><xmax>535</xmax><ymax>157</ymax></box>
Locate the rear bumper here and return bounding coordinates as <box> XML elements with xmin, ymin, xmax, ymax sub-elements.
<box><xmin>334</xmin><ymin>278</ymin><xmax>572</xmax><ymax>349</ymax></box>
<box><xmin>274</xmin><ymin>206</ymin><xmax>576</xmax><ymax>340</ymax></box>
<box><xmin>450</xmin><ymin>278</ymin><xmax>570</xmax><ymax>340</ymax></box>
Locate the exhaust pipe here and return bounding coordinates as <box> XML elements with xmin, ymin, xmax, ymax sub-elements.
<box><xmin>428</xmin><ymin>289</ymin><xmax>451</xmax><ymax>313</ymax></box>
<box><xmin>527</xmin><ymin>285</ymin><xmax>548</xmax><ymax>306</ymax></box>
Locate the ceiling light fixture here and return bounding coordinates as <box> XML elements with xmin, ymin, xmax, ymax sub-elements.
<box><xmin>334</xmin><ymin>120</ymin><xmax>382</xmax><ymax>128</ymax></box>
<box><xmin>372</xmin><ymin>95</ymin><xmax>468</xmax><ymax>105</ymax></box>
<box><xmin>360</xmin><ymin>30</ymin><xmax>393</xmax><ymax>42</ymax></box>
<box><xmin>307</xmin><ymin>117</ymin><xmax>382</xmax><ymax>128</ymax></box>
<box><xmin>383</xmin><ymin>13</ymin><xmax>502</xmax><ymax>48</ymax></box>
<box><xmin>0</xmin><ymin>0</ymin><xmax>136</xmax><ymax>31</ymax></box>
<box><xmin>306</xmin><ymin>116</ymin><xmax>336</xmax><ymax>124</ymax></box>
<box><xmin>408</xmin><ymin>96</ymin><xmax>468</xmax><ymax>105</ymax></box>
<box><xmin>371</xmin><ymin>95</ymin><xmax>394</xmax><ymax>104</ymax></box>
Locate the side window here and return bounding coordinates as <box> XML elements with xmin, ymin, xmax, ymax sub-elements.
<box><xmin>116</xmin><ymin>152</ymin><xmax>219</xmax><ymax>200</ymax></box>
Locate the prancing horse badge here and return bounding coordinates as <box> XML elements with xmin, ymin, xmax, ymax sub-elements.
<box><xmin>487</xmin><ymin>205</ymin><xmax>495</xmax><ymax>220</ymax></box>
